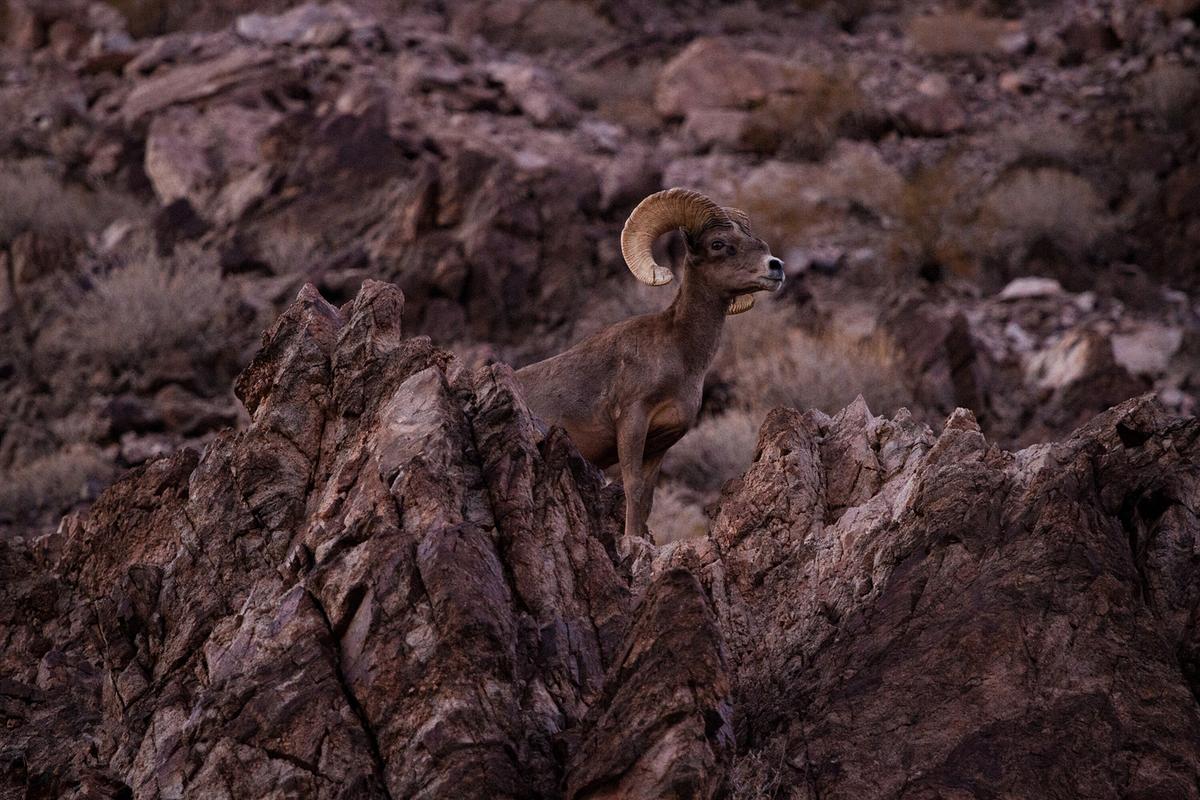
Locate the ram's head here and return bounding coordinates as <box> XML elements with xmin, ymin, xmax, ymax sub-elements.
<box><xmin>620</xmin><ymin>188</ymin><xmax>784</xmax><ymax>315</ymax></box>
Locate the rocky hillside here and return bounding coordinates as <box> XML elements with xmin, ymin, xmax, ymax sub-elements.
<box><xmin>3</xmin><ymin>281</ymin><xmax>1198</xmax><ymax>798</ymax></box>
<box><xmin>3</xmin><ymin>0</ymin><xmax>1200</xmax><ymax>541</ymax></box>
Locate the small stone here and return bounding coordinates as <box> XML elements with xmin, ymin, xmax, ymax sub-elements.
<box><xmin>896</xmin><ymin>94</ymin><xmax>967</xmax><ymax>136</ymax></box>
<box><xmin>999</xmin><ymin>71</ymin><xmax>1030</xmax><ymax>93</ymax></box>
<box><xmin>997</xmin><ymin>30</ymin><xmax>1032</xmax><ymax>55</ymax></box>
<box><xmin>917</xmin><ymin>74</ymin><xmax>951</xmax><ymax>97</ymax></box>
<box><xmin>1000</xmin><ymin>277</ymin><xmax>1064</xmax><ymax>300</ymax></box>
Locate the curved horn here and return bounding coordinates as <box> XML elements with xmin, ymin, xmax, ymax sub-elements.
<box><xmin>620</xmin><ymin>188</ymin><xmax>727</xmax><ymax>286</ymax></box>
<box><xmin>724</xmin><ymin>207</ymin><xmax>752</xmax><ymax>234</ymax></box>
<box><xmin>726</xmin><ymin>294</ymin><xmax>755</xmax><ymax>315</ymax></box>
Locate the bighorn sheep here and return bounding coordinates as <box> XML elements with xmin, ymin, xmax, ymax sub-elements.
<box><xmin>516</xmin><ymin>188</ymin><xmax>784</xmax><ymax>541</ymax></box>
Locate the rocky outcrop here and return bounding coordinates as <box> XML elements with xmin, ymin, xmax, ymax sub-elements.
<box><xmin>3</xmin><ymin>281</ymin><xmax>1199</xmax><ymax>798</ymax></box>
<box><xmin>0</xmin><ymin>281</ymin><xmax>728</xmax><ymax>798</ymax></box>
<box><xmin>667</xmin><ymin>395</ymin><xmax>1200</xmax><ymax>797</ymax></box>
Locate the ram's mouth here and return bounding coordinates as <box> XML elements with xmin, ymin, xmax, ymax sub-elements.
<box><xmin>759</xmin><ymin>274</ymin><xmax>785</xmax><ymax>290</ymax></box>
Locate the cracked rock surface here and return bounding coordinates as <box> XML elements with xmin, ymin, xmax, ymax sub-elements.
<box><xmin>3</xmin><ymin>281</ymin><xmax>1199</xmax><ymax>798</ymax></box>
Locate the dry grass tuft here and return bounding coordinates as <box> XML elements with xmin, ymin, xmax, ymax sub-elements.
<box><xmin>647</xmin><ymin>482</ymin><xmax>711</xmax><ymax>544</ymax></box>
<box><xmin>0</xmin><ymin>445</ymin><xmax>115</xmax><ymax>527</ymax></box>
<box><xmin>889</xmin><ymin>155</ymin><xmax>979</xmax><ymax>281</ymax></box>
<box><xmin>662</xmin><ymin>408</ymin><xmax>760</xmax><ymax>494</ymax></box>
<box><xmin>0</xmin><ymin>161</ymin><xmax>115</xmax><ymax>244</ymax></box>
<box><xmin>719</xmin><ymin>301</ymin><xmax>911</xmax><ymax>418</ymax></box>
<box><xmin>1135</xmin><ymin>63</ymin><xmax>1200</xmax><ymax>128</ymax></box>
<box><xmin>729</xmin><ymin>739</ymin><xmax>791</xmax><ymax>800</ymax></box>
<box><xmin>38</xmin><ymin>246</ymin><xmax>232</xmax><ymax>372</ymax></box>
<box><xmin>977</xmin><ymin>167</ymin><xmax>1110</xmax><ymax>259</ymax></box>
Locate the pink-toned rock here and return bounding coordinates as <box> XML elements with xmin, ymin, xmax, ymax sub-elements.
<box><xmin>486</xmin><ymin>61</ymin><xmax>579</xmax><ymax>126</ymax></box>
<box><xmin>121</xmin><ymin>47</ymin><xmax>279</xmax><ymax>124</ymax></box>
<box><xmin>663</xmin><ymin>394</ymin><xmax>1200</xmax><ymax>798</ymax></box>
<box><xmin>144</xmin><ymin>103</ymin><xmax>280</xmax><ymax>223</ymax></box>
<box><xmin>0</xmin><ymin>282</ymin><xmax>727</xmax><ymax>797</ymax></box>
<box><xmin>655</xmin><ymin>38</ymin><xmax>769</xmax><ymax>118</ymax></box>
<box><xmin>895</xmin><ymin>93</ymin><xmax>968</xmax><ymax>136</ymax></box>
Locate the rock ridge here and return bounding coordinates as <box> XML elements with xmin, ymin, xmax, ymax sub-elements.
<box><xmin>2</xmin><ymin>281</ymin><xmax>1199</xmax><ymax>799</ymax></box>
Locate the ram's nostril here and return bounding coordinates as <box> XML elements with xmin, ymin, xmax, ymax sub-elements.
<box><xmin>768</xmin><ymin>257</ymin><xmax>784</xmax><ymax>274</ymax></box>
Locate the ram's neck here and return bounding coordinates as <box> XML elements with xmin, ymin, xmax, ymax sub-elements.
<box><xmin>666</xmin><ymin>264</ymin><xmax>728</xmax><ymax>374</ymax></box>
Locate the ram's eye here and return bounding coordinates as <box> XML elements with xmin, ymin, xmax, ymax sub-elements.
<box><xmin>710</xmin><ymin>240</ymin><xmax>725</xmax><ymax>252</ymax></box>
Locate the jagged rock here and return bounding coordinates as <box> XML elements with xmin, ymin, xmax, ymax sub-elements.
<box><xmin>0</xmin><ymin>282</ymin><xmax>724</xmax><ymax>798</ymax></box>
<box><xmin>660</xmin><ymin>395</ymin><xmax>1200</xmax><ymax>798</ymax></box>
<box><xmin>3</xmin><ymin>281</ymin><xmax>1199</xmax><ymax>798</ymax></box>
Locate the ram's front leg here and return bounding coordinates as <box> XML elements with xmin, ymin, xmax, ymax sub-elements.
<box><xmin>616</xmin><ymin>405</ymin><xmax>651</xmax><ymax>540</ymax></box>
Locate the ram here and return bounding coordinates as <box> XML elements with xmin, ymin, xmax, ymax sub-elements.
<box><xmin>516</xmin><ymin>188</ymin><xmax>784</xmax><ymax>541</ymax></box>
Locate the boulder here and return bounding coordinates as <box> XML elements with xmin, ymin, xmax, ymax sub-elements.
<box><xmin>654</xmin><ymin>38</ymin><xmax>769</xmax><ymax>119</ymax></box>
<box><xmin>894</xmin><ymin>92</ymin><xmax>968</xmax><ymax>136</ymax></box>
<box><xmin>121</xmin><ymin>46</ymin><xmax>280</xmax><ymax>124</ymax></box>
<box><xmin>486</xmin><ymin>62</ymin><xmax>580</xmax><ymax>127</ymax></box>
<box><xmin>144</xmin><ymin>104</ymin><xmax>280</xmax><ymax>224</ymax></box>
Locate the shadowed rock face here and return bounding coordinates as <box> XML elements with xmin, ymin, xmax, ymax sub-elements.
<box><xmin>3</xmin><ymin>281</ymin><xmax>1199</xmax><ymax>798</ymax></box>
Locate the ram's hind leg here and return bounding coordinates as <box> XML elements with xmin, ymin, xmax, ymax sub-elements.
<box><xmin>639</xmin><ymin>454</ymin><xmax>664</xmax><ymax>544</ymax></box>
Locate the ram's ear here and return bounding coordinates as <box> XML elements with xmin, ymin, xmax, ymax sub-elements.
<box><xmin>665</xmin><ymin>229</ymin><xmax>689</xmax><ymax>268</ymax></box>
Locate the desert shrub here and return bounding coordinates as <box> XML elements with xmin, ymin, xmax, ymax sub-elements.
<box><xmin>976</xmin><ymin>167</ymin><xmax>1110</xmax><ymax>260</ymax></box>
<box><xmin>1135</xmin><ymin>63</ymin><xmax>1200</xmax><ymax>128</ymax></box>
<box><xmin>662</xmin><ymin>408</ymin><xmax>760</xmax><ymax>493</ymax></box>
<box><xmin>37</xmin><ymin>246</ymin><xmax>233</xmax><ymax>373</ymax></box>
<box><xmin>729</xmin><ymin>739</ymin><xmax>791</xmax><ymax>800</ymax></box>
<box><xmin>718</xmin><ymin>302</ymin><xmax>911</xmax><ymax>418</ymax></box>
<box><xmin>0</xmin><ymin>445</ymin><xmax>115</xmax><ymax>528</ymax></box>
<box><xmin>0</xmin><ymin>161</ymin><xmax>113</xmax><ymax>245</ymax></box>
<box><xmin>647</xmin><ymin>482</ymin><xmax>711</xmax><ymax>544</ymax></box>
<box><xmin>888</xmin><ymin>154</ymin><xmax>980</xmax><ymax>281</ymax></box>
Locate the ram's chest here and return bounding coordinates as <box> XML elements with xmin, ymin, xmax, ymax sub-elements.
<box><xmin>644</xmin><ymin>401</ymin><xmax>697</xmax><ymax>459</ymax></box>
